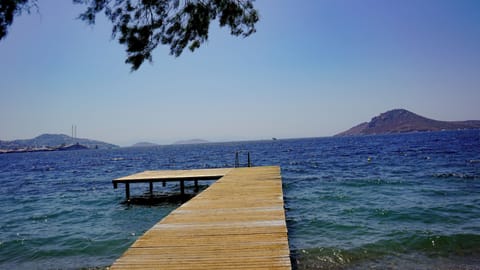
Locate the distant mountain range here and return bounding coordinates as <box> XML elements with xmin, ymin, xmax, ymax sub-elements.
<box><xmin>130</xmin><ymin>142</ymin><xmax>159</xmax><ymax>147</ymax></box>
<box><xmin>173</xmin><ymin>139</ymin><xmax>210</xmax><ymax>145</ymax></box>
<box><xmin>0</xmin><ymin>134</ymin><xmax>119</xmax><ymax>152</ymax></box>
<box><xmin>336</xmin><ymin>109</ymin><xmax>480</xmax><ymax>136</ymax></box>
<box><xmin>129</xmin><ymin>139</ymin><xmax>211</xmax><ymax>147</ymax></box>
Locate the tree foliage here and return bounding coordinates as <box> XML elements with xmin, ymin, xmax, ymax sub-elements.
<box><xmin>0</xmin><ymin>0</ymin><xmax>259</xmax><ymax>70</ymax></box>
<box><xmin>0</xmin><ymin>0</ymin><xmax>37</xmax><ymax>40</ymax></box>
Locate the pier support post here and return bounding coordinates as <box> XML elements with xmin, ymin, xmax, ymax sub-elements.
<box><xmin>162</xmin><ymin>181</ymin><xmax>166</xmax><ymax>187</ymax></box>
<box><xmin>125</xmin><ymin>183</ymin><xmax>130</xmax><ymax>201</ymax></box>
<box><xmin>149</xmin><ymin>182</ymin><xmax>153</xmax><ymax>198</ymax></box>
<box><xmin>180</xmin><ymin>180</ymin><xmax>185</xmax><ymax>196</ymax></box>
<box><xmin>194</xmin><ymin>180</ymin><xmax>199</xmax><ymax>192</ymax></box>
<box><xmin>235</xmin><ymin>151</ymin><xmax>239</xmax><ymax>168</ymax></box>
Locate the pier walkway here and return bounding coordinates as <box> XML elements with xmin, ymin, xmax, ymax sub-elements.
<box><xmin>111</xmin><ymin>166</ymin><xmax>291</xmax><ymax>269</ymax></box>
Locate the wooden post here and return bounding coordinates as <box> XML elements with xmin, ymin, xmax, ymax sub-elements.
<box><xmin>125</xmin><ymin>183</ymin><xmax>130</xmax><ymax>201</ymax></box>
<box><xmin>162</xmin><ymin>180</ymin><xmax>166</xmax><ymax>187</ymax></box>
<box><xmin>149</xmin><ymin>181</ymin><xmax>153</xmax><ymax>198</ymax></box>
<box><xmin>194</xmin><ymin>180</ymin><xmax>199</xmax><ymax>192</ymax></box>
<box><xmin>180</xmin><ymin>180</ymin><xmax>185</xmax><ymax>196</ymax></box>
<box><xmin>247</xmin><ymin>152</ymin><xmax>251</xmax><ymax>167</ymax></box>
<box><xmin>235</xmin><ymin>151</ymin><xmax>239</xmax><ymax>168</ymax></box>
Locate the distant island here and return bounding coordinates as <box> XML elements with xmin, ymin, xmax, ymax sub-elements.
<box><xmin>173</xmin><ymin>139</ymin><xmax>210</xmax><ymax>145</ymax></box>
<box><xmin>336</xmin><ymin>109</ymin><xmax>480</xmax><ymax>136</ymax></box>
<box><xmin>131</xmin><ymin>142</ymin><xmax>159</xmax><ymax>148</ymax></box>
<box><xmin>0</xmin><ymin>134</ymin><xmax>119</xmax><ymax>154</ymax></box>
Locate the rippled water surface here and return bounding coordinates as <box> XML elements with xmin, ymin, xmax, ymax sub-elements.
<box><xmin>1</xmin><ymin>130</ymin><xmax>479</xmax><ymax>269</ymax></box>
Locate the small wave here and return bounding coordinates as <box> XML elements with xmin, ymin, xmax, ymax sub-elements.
<box><xmin>29</xmin><ymin>166</ymin><xmax>55</xmax><ymax>172</ymax></box>
<box><xmin>292</xmin><ymin>233</ymin><xmax>480</xmax><ymax>269</ymax></box>
<box><xmin>341</xmin><ymin>178</ymin><xmax>407</xmax><ymax>187</ymax></box>
<box><xmin>283</xmin><ymin>167</ymin><xmax>309</xmax><ymax>174</ymax></box>
<box><xmin>369</xmin><ymin>233</ymin><xmax>480</xmax><ymax>256</ymax></box>
<box><xmin>433</xmin><ymin>173</ymin><xmax>479</xmax><ymax>180</ymax></box>
<box><xmin>29</xmin><ymin>209</ymin><xmax>74</xmax><ymax>222</ymax></box>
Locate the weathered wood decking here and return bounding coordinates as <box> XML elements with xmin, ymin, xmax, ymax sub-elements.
<box><xmin>111</xmin><ymin>166</ymin><xmax>291</xmax><ymax>269</ymax></box>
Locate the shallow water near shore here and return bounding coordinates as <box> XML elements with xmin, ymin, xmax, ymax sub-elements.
<box><xmin>1</xmin><ymin>130</ymin><xmax>479</xmax><ymax>269</ymax></box>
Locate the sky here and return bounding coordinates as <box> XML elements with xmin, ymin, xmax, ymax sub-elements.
<box><xmin>1</xmin><ymin>0</ymin><xmax>479</xmax><ymax>146</ymax></box>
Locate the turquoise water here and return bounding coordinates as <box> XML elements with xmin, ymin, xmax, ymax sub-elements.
<box><xmin>1</xmin><ymin>130</ymin><xmax>479</xmax><ymax>269</ymax></box>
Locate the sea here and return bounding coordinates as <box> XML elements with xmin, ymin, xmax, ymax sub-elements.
<box><xmin>0</xmin><ymin>130</ymin><xmax>479</xmax><ymax>270</ymax></box>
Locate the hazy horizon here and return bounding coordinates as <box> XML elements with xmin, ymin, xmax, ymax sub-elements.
<box><xmin>1</xmin><ymin>0</ymin><xmax>479</xmax><ymax>146</ymax></box>
<box><xmin>0</xmin><ymin>130</ymin><xmax>340</xmax><ymax>147</ymax></box>
<box><xmin>2</xmin><ymin>107</ymin><xmax>480</xmax><ymax>147</ymax></box>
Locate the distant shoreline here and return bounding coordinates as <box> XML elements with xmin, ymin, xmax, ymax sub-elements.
<box><xmin>0</xmin><ymin>143</ymin><xmax>89</xmax><ymax>154</ymax></box>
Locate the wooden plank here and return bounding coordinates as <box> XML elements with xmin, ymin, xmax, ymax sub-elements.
<box><xmin>111</xmin><ymin>166</ymin><xmax>291</xmax><ymax>269</ymax></box>
<box><xmin>113</xmin><ymin>168</ymin><xmax>232</xmax><ymax>183</ymax></box>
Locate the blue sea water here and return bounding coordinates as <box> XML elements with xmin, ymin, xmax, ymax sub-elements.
<box><xmin>0</xmin><ymin>130</ymin><xmax>479</xmax><ymax>269</ymax></box>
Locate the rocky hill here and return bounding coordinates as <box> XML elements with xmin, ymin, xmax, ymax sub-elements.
<box><xmin>131</xmin><ymin>142</ymin><xmax>159</xmax><ymax>147</ymax></box>
<box><xmin>336</xmin><ymin>109</ymin><xmax>480</xmax><ymax>136</ymax></box>
<box><xmin>0</xmin><ymin>134</ymin><xmax>118</xmax><ymax>151</ymax></box>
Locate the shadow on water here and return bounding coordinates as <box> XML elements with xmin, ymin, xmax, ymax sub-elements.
<box><xmin>121</xmin><ymin>193</ymin><xmax>196</xmax><ymax>205</ymax></box>
<box><xmin>119</xmin><ymin>182</ymin><xmax>213</xmax><ymax>205</ymax></box>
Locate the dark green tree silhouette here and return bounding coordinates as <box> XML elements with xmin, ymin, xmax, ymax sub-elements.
<box><xmin>1</xmin><ymin>0</ymin><xmax>259</xmax><ymax>70</ymax></box>
<box><xmin>0</xmin><ymin>0</ymin><xmax>37</xmax><ymax>40</ymax></box>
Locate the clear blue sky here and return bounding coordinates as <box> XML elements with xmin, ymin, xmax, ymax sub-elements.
<box><xmin>1</xmin><ymin>0</ymin><xmax>479</xmax><ymax>146</ymax></box>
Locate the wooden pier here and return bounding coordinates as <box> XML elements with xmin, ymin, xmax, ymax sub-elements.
<box><xmin>111</xmin><ymin>166</ymin><xmax>291</xmax><ymax>269</ymax></box>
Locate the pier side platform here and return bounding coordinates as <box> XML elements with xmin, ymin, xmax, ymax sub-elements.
<box><xmin>111</xmin><ymin>166</ymin><xmax>291</xmax><ymax>269</ymax></box>
<box><xmin>112</xmin><ymin>168</ymin><xmax>232</xmax><ymax>199</ymax></box>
